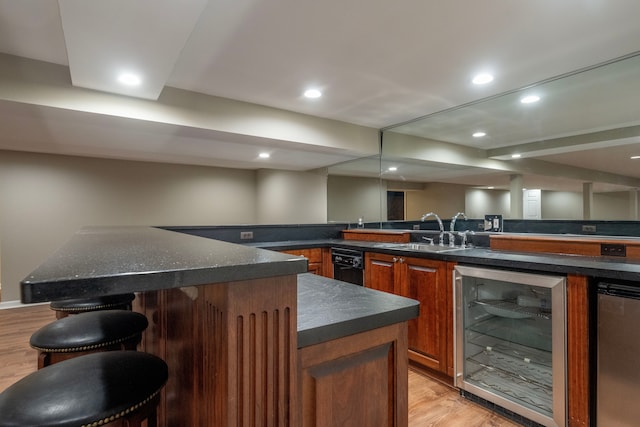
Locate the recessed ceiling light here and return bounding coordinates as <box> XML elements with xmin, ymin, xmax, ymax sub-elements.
<box><xmin>472</xmin><ymin>73</ymin><xmax>494</xmax><ymax>85</ymax></box>
<box><xmin>304</xmin><ymin>89</ymin><xmax>322</xmax><ymax>98</ymax></box>
<box><xmin>117</xmin><ymin>72</ymin><xmax>141</xmax><ymax>86</ymax></box>
<box><xmin>388</xmin><ymin>166</ymin><xmax>397</xmax><ymax>171</ymax></box>
<box><xmin>487</xmin><ymin>186</ymin><xmax>495</xmax><ymax>189</ymax></box>
<box><xmin>258</xmin><ymin>152</ymin><xmax>270</xmax><ymax>159</ymax></box>
<box><xmin>520</xmin><ymin>95</ymin><xmax>540</xmax><ymax>104</ymax></box>
<box><xmin>511</xmin><ymin>154</ymin><xmax>522</xmax><ymax>159</ymax></box>
<box><xmin>473</xmin><ymin>132</ymin><xmax>486</xmax><ymax>138</ymax></box>
<box><xmin>631</xmin><ymin>155</ymin><xmax>640</xmax><ymax>159</ymax></box>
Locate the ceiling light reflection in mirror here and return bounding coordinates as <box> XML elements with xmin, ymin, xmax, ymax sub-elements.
<box><xmin>380</xmin><ymin>51</ymin><xmax>640</xmax><ymax>194</ymax></box>
<box><xmin>385</xmin><ymin>52</ymin><xmax>640</xmax><ymax>151</ymax></box>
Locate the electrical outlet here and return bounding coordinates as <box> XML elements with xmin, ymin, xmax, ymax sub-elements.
<box><xmin>413</xmin><ymin>224</ymin><xmax>420</xmax><ymax>230</ymax></box>
<box><xmin>240</xmin><ymin>231</ymin><xmax>254</xmax><ymax>240</ymax></box>
<box><xmin>601</xmin><ymin>243</ymin><xmax>626</xmax><ymax>257</ymax></box>
<box><xmin>582</xmin><ymin>225</ymin><xmax>597</xmax><ymax>233</ymax></box>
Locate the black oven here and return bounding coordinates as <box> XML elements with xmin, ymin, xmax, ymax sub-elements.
<box><xmin>331</xmin><ymin>247</ymin><xmax>364</xmax><ymax>286</ymax></box>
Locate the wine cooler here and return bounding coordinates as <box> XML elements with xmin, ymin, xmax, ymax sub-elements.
<box><xmin>454</xmin><ymin>265</ymin><xmax>566</xmax><ymax>426</ymax></box>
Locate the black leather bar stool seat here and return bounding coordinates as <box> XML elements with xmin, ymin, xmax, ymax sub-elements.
<box><xmin>0</xmin><ymin>351</ymin><xmax>168</xmax><ymax>427</ymax></box>
<box><xmin>50</xmin><ymin>293</ymin><xmax>135</xmax><ymax>319</ymax></box>
<box><xmin>30</xmin><ymin>310</ymin><xmax>148</xmax><ymax>368</ymax></box>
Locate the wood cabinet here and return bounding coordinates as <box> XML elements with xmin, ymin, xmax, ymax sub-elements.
<box><xmin>363</xmin><ymin>252</ymin><xmax>397</xmax><ymax>294</ymax></box>
<box><xmin>280</xmin><ymin>248</ymin><xmax>333</xmax><ymax>277</ymax></box>
<box><xmin>567</xmin><ymin>274</ymin><xmax>590</xmax><ymax>427</ymax></box>
<box><xmin>298</xmin><ymin>322</ymin><xmax>409</xmax><ymax>427</ymax></box>
<box><xmin>490</xmin><ymin>234</ymin><xmax>640</xmax><ymax>260</ymax></box>
<box><xmin>342</xmin><ymin>229</ymin><xmax>411</xmax><ymax>243</ymax></box>
<box><xmin>364</xmin><ymin>252</ymin><xmax>454</xmax><ymax>378</ymax></box>
<box><xmin>137</xmin><ymin>275</ymin><xmax>299</xmax><ymax>426</ymax></box>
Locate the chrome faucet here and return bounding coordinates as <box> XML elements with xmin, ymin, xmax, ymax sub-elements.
<box><xmin>421</xmin><ymin>212</ymin><xmax>445</xmax><ymax>245</ymax></box>
<box><xmin>421</xmin><ymin>236</ymin><xmax>435</xmax><ymax>245</ymax></box>
<box><xmin>450</xmin><ymin>212</ymin><xmax>467</xmax><ymax>233</ymax></box>
<box><xmin>458</xmin><ymin>230</ymin><xmax>475</xmax><ymax>249</ymax></box>
<box><xmin>443</xmin><ymin>231</ymin><xmax>457</xmax><ymax>247</ymax></box>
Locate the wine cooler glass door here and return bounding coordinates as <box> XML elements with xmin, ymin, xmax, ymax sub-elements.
<box><xmin>454</xmin><ymin>265</ymin><xmax>566</xmax><ymax>427</ymax></box>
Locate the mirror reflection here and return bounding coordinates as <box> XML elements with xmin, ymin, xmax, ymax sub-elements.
<box><xmin>327</xmin><ymin>155</ymin><xmax>385</xmax><ymax>224</ymax></box>
<box><xmin>374</xmin><ymin>51</ymin><xmax>640</xmax><ymax>222</ymax></box>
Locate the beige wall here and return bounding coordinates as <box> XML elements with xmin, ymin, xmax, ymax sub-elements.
<box><xmin>593</xmin><ymin>192</ymin><xmax>632</xmax><ymax>220</ymax></box>
<box><xmin>405</xmin><ymin>183</ymin><xmax>467</xmax><ymax>220</ymax></box>
<box><xmin>0</xmin><ymin>150</ymin><xmax>325</xmax><ymax>302</ymax></box>
<box><xmin>327</xmin><ymin>175</ymin><xmax>384</xmax><ymax>223</ymax></box>
<box><xmin>465</xmin><ymin>189</ymin><xmax>510</xmax><ymax>219</ymax></box>
<box><xmin>256</xmin><ymin>169</ymin><xmax>327</xmax><ymax>224</ymax></box>
<box><xmin>542</xmin><ymin>191</ymin><xmax>583</xmax><ymax>219</ymax></box>
<box><xmin>466</xmin><ymin>188</ymin><xmax>633</xmax><ymax>220</ymax></box>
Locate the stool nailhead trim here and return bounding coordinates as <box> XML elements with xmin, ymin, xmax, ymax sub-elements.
<box><xmin>52</xmin><ymin>302</ymin><xmax>129</xmax><ymax>313</ymax></box>
<box><xmin>31</xmin><ymin>332</ymin><xmax>141</xmax><ymax>353</ymax></box>
<box><xmin>80</xmin><ymin>388</ymin><xmax>162</xmax><ymax>427</ymax></box>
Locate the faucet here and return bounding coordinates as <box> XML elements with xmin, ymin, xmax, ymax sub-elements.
<box><xmin>450</xmin><ymin>212</ymin><xmax>467</xmax><ymax>233</ymax></box>
<box><xmin>443</xmin><ymin>231</ymin><xmax>456</xmax><ymax>247</ymax></box>
<box><xmin>458</xmin><ymin>230</ymin><xmax>475</xmax><ymax>249</ymax></box>
<box><xmin>451</xmin><ymin>212</ymin><xmax>473</xmax><ymax>248</ymax></box>
<box><xmin>421</xmin><ymin>236</ymin><xmax>435</xmax><ymax>245</ymax></box>
<box><xmin>421</xmin><ymin>212</ymin><xmax>445</xmax><ymax>245</ymax></box>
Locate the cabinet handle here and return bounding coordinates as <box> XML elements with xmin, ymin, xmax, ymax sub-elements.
<box><xmin>399</xmin><ymin>258</ymin><xmax>405</xmax><ymax>263</ymax></box>
<box><xmin>372</xmin><ymin>260</ymin><xmax>393</xmax><ymax>267</ymax></box>
<box><xmin>408</xmin><ymin>266</ymin><xmax>437</xmax><ymax>273</ymax></box>
<box><xmin>392</xmin><ymin>257</ymin><xmax>398</xmax><ymax>263</ymax></box>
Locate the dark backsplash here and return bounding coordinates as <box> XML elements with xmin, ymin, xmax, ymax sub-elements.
<box><xmin>160</xmin><ymin>219</ymin><xmax>640</xmax><ymax>247</ymax></box>
<box><xmin>382</xmin><ymin>219</ymin><xmax>640</xmax><ymax>237</ymax></box>
<box><xmin>160</xmin><ymin>223</ymin><xmax>347</xmax><ymax>244</ymax></box>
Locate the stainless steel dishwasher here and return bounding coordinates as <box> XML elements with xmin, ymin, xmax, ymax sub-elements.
<box><xmin>597</xmin><ymin>281</ymin><xmax>640</xmax><ymax>426</ymax></box>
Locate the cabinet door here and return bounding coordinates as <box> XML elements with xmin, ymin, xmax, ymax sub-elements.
<box><xmin>402</xmin><ymin>257</ymin><xmax>447</xmax><ymax>372</ymax></box>
<box><xmin>280</xmin><ymin>248</ymin><xmax>323</xmax><ymax>276</ymax></box>
<box><xmin>365</xmin><ymin>253</ymin><xmax>454</xmax><ymax>379</ymax></box>
<box><xmin>299</xmin><ymin>322</ymin><xmax>409</xmax><ymax>427</ymax></box>
<box><xmin>364</xmin><ymin>252</ymin><xmax>399</xmax><ymax>294</ymax></box>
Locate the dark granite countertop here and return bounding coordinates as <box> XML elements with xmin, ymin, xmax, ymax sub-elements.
<box><xmin>244</xmin><ymin>239</ymin><xmax>343</xmax><ymax>250</ymax></box>
<box><xmin>436</xmin><ymin>247</ymin><xmax>640</xmax><ymax>281</ymax></box>
<box><xmin>297</xmin><ymin>273</ymin><xmax>419</xmax><ymax>348</ymax></box>
<box><xmin>21</xmin><ymin>226</ymin><xmax>308</xmax><ymax>303</ymax></box>
<box><xmin>252</xmin><ymin>239</ymin><xmax>640</xmax><ymax>282</ymax></box>
<box><xmin>20</xmin><ymin>226</ymin><xmax>420</xmax><ymax>349</ymax></box>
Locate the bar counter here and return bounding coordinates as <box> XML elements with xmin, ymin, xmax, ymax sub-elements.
<box><xmin>21</xmin><ymin>226</ymin><xmax>418</xmax><ymax>426</ymax></box>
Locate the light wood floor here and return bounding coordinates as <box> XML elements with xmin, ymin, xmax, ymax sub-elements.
<box><xmin>0</xmin><ymin>303</ymin><xmax>56</xmax><ymax>391</ymax></box>
<box><xmin>408</xmin><ymin>368</ymin><xmax>520</xmax><ymax>426</ymax></box>
<box><xmin>0</xmin><ymin>304</ymin><xmax>521</xmax><ymax>426</ymax></box>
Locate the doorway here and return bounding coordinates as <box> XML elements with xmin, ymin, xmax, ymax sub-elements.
<box><xmin>387</xmin><ymin>191</ymin><xmax>405</xmax><ymax>220</ymax></box>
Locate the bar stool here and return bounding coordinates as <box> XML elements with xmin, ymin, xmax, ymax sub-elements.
<box><xmin>0</xmin><ymin>351</ymin><xmax>168</xmax><ymax>427</ymax></box>
<box><xmin>30</xmin><ymin>310</ymin><xmax>149</xmax><ymax>368</ymax></box>
<box><xmin>50</xmin><ymin>293</ymin><xmax>135</xmax><ymax>319</ymax></box>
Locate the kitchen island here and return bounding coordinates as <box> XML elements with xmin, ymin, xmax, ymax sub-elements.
<box><xmin>21</xmin><ymin>226</ymin><xmax>419</xmax><ymax>426</ymax></box>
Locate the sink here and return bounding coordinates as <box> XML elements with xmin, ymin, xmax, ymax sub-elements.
<box><xmin>377</xmin><ymin>242</ymin><xmax>469</xmax><ymax>253</ymax></box>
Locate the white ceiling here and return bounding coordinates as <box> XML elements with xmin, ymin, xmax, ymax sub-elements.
<box><xmin>1</xmin><ymin>0</ymin><xmax>640</xmax><ymax>192</ymax></box>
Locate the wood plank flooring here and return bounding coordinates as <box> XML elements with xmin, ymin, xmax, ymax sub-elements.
<box><xmin>0</xmin><ymin>303</ymin><xmax>55</xmax><ymax>391</ymax></box>
<box><xmin>0</xmin><ymin>304</ymin><xmax>521</xmax><ymax>426</ymax></box>
<box><xmin>408</xmin><ymin>368</ymin><xmax>520</xmax><ymax>426</ymax></box>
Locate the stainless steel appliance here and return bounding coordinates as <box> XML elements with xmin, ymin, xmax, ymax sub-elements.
<box><xmin>454</xmin><ymin>265</ymin><xmax>566</xmax><ymax>426</ymax></box>
<box><xmin>597</xmin><ymin>281</ymin><xmax>640</xmax><ymax>427</ymax></box>
<box><xmin>331</xmin><ymin>247</ymin><xmax>364</xmax><ymax>286</ymax></box>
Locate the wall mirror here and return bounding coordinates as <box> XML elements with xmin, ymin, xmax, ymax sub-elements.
<box><xmin>375</xmin><ymin>51</ymin><xmax>640</xmax><ymax>222</ymax></box>
<box><xmin>327</xmin><ymin>154</ymin><xmax>385</xmax><ymax>225</ymax></box>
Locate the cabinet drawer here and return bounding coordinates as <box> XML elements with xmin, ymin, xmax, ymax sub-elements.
<box><xmin>280</xmin><ymin>248</ymin><xmax>322</xmax><ymax>263</ymax></box>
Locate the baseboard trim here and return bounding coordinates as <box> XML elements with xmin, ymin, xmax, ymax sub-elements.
<box><xmin>0</xmin><ymin>300</ymin><xmax>48</xmax><ymax>310</ymax></box>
